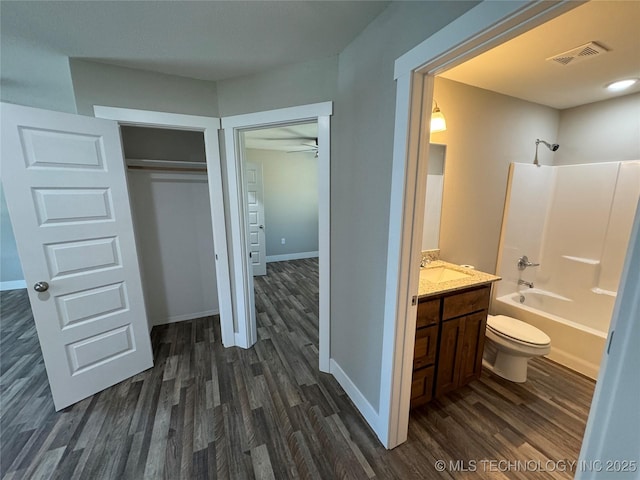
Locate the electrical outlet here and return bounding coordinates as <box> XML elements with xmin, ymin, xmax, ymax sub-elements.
<box><xmin>281</xmin><ymin>238</ymin><xmax>286</xmax><ymax>245</ymax></box>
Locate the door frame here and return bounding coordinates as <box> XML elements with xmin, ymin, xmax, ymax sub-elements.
<box><xmin>221</xmin><ymin>102</ymin><xmax>332</xmax><ymax>372</ymax></box>
<box><xmin>380</xmin><ymin>0</ymin><xmax>583</xmax><ymax>448</ymax></box>
<box><xmin>93</xmin><ymin>106</ymin><xmax>235</xmax><ymax>346</ymax></box>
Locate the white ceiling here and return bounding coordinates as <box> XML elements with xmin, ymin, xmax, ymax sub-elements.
<box><xmin>441</xmin><ymin>1</ymin><xmax>640</xmax><ymax>109</ymax></box>
<box><xmin>0</xmin><ymin>1</ymin><xmax>389</xmax><ymax>82</ymax></box>
<box><xmin>243</xmin><ymin>123</ymin><xmax>318</xmax><ymax>152</ymax></box>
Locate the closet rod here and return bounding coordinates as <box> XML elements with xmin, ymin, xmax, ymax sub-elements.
<box><xmin>127</xmin><ymin>165</ymin><xmax>207</xmax><ymax>173</ymax></box>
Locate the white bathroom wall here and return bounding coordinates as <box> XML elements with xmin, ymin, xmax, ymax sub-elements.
<box><xmin>495</xmin><ymin>164</ymin><xmax>554</xmax><ymax>298</ymax></box>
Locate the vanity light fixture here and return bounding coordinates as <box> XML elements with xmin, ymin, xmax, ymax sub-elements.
<box><xmin>431</xmin><ymin>100</ymin><xmax>447</xmax><ymax>133</ymax></box>
<box><xmin>605</xmin><ymin>78</ymin><xmax>638</xmax><ymax>92</ymax></box>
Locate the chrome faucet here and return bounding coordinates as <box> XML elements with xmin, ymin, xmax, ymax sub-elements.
<box><xmin>517</xmin><ymin>255</ymin><xmax>540</xmax><ymax>271</ymax></box>
<box><xmin>420</xmin><ymin>257</ymin><xmax>432</xmax><ymax>268</ymax></box>
<box><xmin>518</xmin><ymin>279</ymin><xmax>534</xmax><ymax>288</ymax></box>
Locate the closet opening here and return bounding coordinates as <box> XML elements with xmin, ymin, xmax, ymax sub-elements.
<box><xmin>120</xmin><ymin>126</ymin><xmax>220</xmax><ymax>330</ymax></box>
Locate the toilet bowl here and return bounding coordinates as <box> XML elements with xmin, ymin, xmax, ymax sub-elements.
<box><xmin>482</xmin><ymin>314</ymin><xmax>551</xmax><ymax>383</ymax></box>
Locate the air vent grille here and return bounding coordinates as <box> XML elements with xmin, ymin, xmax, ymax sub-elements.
<box><xmin>546</xmin><ymin>41</ymin><xmax>609</xmax><ymax>66</ymax></box>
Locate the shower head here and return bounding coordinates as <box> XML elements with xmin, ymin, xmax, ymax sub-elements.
<box><xmin>536</xmin><ymin>139</ymin><xmax>560</xmax><ymax>151</ymax></box>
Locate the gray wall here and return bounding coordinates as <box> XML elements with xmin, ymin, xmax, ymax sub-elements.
<box><xmin>245</xmin><ymin>149</ymin><xmax>318</xmax><ymax>257</ymax></box>
<box><xmin>331</xmin><ymin>1</ymin><xmax>478</xmax><ymax>410</ymax></box>
<box><xmin>0</xmin><ymin>33</ymin><xmax>77</xmax><ymax>113</ymax></box>
<box><xmin>555</xmin><ymin>92</ymin><xmax>640</xmax><ymax>165</ymax></box>
<box><xmin>0</xmin><ymin>185</ymin><xmax>24</xmax><ymax>284</ymax></box>
<box><xmin>430</xmin><ymin>77</ymin><xmax>560</xmax><ymax>274</ymax></box>
<box><xmin>216</xmin><ymin>56</ymin><xmax>338</xmax><ymax>117</ymax></box>
<box><xmin>70</xmin><ymin>60</ymin><xmax>219</xmax><ymax>117</ymax></box>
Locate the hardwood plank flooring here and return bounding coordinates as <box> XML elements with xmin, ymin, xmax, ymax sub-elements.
<box><xmin>1</xmin><ymin>258</ymin><xmax>595</xmax><ymax>479</ymax></box>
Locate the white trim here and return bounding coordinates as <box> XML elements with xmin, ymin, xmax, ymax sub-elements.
<box><xmin>266</xmin><ymin>251</ymin><xmax>319</xmax><ymax>263</ymax></box>
<box><xmin>153</xmin><ymin>309</ymin><xmax>220</xmax><ymax>326</ymax></box>
<box><xmin>93</xmin><ymin>106</ymin><xmax>235</xmax><ymax>347</ymax></box>
<box><xmin>221</xmin><ymin>102</ymin><xmax>332</xmax><ymax>129</ymax></box>
<box><xmin>221</xmin><ymin>103</ymin><xmax>332</xmax><ymax>372</ymax></box>
<box><xmin>394</xmin><ymin>1</ymin><xmax>583</xmax><ymax>78</ymax></box>
<box><xmin>0</xmin><ymin>280</ymin><xmax>27</xmax><ymax>291</ymax></box>
<box><xmin>330</xmin><ymin>359</ymin><xmax>380</xmax><ymax>436</ymax></box>
<box><xmin>381</xmin><ymin>0</ymin><xmax>582</xmax><ymax>449</ymax></box>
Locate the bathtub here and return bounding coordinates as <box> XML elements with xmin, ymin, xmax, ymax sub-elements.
<box><xmin>492</xmin><ymin>290</ymin><xmax>607</xmax><ymax>379</ymax></box>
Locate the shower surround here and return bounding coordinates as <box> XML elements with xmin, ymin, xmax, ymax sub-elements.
<box><xmin>493</xmin><ymin>161</ymin><xmax>640</xmax><ymax>378</ymax></box>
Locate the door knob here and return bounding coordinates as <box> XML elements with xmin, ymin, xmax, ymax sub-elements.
<box><xmin>33</xmin><ymin>281</ymin><xmax>49</xmax><ymax>292</ymax></box>
<box><xmin>259</xmin><ymin>225</ymin><xmax>264</xmax><ymax>229</ymax></box>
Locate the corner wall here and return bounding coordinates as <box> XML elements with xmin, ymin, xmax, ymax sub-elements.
<box><xmin>555</xmin><ymin>92</ymin><xmax>640</xmax><ymax>165</ymax></box>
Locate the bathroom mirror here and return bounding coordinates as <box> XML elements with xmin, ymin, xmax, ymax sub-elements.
<box><xmin>422</xmin><ymin>143</ymin><xmax>446</xmax><ymax>250</ymax></box>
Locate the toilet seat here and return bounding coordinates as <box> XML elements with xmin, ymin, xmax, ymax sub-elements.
<box><xmin>487</xmin><ymin>315</ymin><xmax>550</xmax><ymax>347</ymax></box>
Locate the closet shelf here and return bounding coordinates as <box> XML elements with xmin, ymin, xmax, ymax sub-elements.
<box><xmin>126</xmin><ymin>158</ymin><xmax>207</xmax><ymax>173</ymax></box>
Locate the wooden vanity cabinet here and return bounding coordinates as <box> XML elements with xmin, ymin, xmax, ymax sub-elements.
<box><xmin>411</xmin><ymin>284</ymin><xmax>491</xmax><ymax>408</ymax></box>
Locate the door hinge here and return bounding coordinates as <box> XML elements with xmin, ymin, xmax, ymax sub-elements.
<box><xmin>411</xmin><ymin>295</ymin><xmax>417</xmax><ymax>306</ymax></box>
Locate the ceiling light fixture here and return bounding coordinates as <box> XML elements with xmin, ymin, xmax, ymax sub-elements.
<box><xmin>431</xmin><ymin>100</ymin><xmax>447</xmax><ymax>133</ymax></box>
<box><xmin>606</xmin><ymin>79</ymin><xmax>638</xmax><ymax>92</ymax></box>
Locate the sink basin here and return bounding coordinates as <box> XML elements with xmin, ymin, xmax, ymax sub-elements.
<box><xmin>421</xmin><ymin>266</ymin><xmax>471</xmax><ymax>283</ymax></box>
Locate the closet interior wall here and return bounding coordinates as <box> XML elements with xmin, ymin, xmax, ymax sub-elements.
<box><xmin>121</xmin><ymin>126</ymin><xmax>219</xmax><ymax>326</ymax></box>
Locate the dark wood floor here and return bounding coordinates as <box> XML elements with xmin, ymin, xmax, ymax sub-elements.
<box><xmin>1</xmin><ymin>258</ymin><xmax>595</xmax><ymax>479</ymax></box>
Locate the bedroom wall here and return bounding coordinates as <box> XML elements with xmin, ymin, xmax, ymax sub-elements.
<box><xmin>245</xmin><ymin>148</ymin><xmax>319</xmax><ymax>259</ymax></box>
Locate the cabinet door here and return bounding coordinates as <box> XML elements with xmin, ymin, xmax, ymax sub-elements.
<box><xmin>411</xmin><ymin>365</ymin><xmax>435</xmax><ymax>408</ymax></box>
<box><xmin>434</xmin><ymin>318</ymin><xmax>464</xmax><ymax>398</ymax></box>
<box><xmin>458</xmin><ymin>312</ymin><xmax>487</xmax><ymax>386</ymax></box>
<box><xmin>414</xmin><ymin>325</ymin><xmax>438</xmax><ymax>369</ymax></box>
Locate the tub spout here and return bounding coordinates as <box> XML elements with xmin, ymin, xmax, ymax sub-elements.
<box><xmin>518</xmin><ymin>279</ymin><xmax>534</xmax><ymax>288</ymax></box>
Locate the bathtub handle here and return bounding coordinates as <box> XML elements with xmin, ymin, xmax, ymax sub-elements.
<box><xmin>517</xmin><ymin>255</ymin><xmax>540</xmax><ymax>270</ymax></box>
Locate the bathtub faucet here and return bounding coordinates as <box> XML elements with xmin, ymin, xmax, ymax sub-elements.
<box><xmin>517</xmin><ymin>255</ymin><xmax>540</xmax><ymax>271</ymax></box>
<box><xmin>518</xmin><ymin>279</ymin><xmax>534</xmax><ymax>288</ymax></box>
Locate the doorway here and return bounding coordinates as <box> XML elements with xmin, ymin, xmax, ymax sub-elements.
<box><xmin>221</xmin><ymin>102</ymin><xmax>332</xmax><ymax>372</ymax></box>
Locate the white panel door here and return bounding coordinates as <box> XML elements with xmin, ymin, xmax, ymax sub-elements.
<box><xmin>0</xmin><ymin>103</ymin><xmax>154</xmax><ymax>411</ymax></box>
<box><xmin>246</xmin><ymin>162</ymin><xmax>267</xmax><ymax>276</ymax></box>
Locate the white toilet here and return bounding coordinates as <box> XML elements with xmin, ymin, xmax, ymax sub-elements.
<box><xmin>482</xmin><ymin>315</ymin><xmax>551</xmax><ymax>383</ymax></box>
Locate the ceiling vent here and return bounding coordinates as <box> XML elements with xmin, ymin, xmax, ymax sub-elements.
<box><xmin>546</xmin><ymin>41</ymin><xmax>609</xmax><ymax>66</ymax></box>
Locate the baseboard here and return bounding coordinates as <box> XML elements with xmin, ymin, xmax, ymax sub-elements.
<box><xmin>0</xmin><ymin>280</ymin><xmax>27</xmax><ymax>291</ymax></box>
<box><xmin>266</xmin><ymin>251</ymin><xmax>319</xmax><ymax>263</ymax></box>
<box><xmin>153</xmin><ymin>309</ymin><xmax>219</xmax><ymax>326</ymax></box>
<box><xmin>329</xmin><ymin>359</ymin><xmax>380</xmax><ymax>437</ymax></box>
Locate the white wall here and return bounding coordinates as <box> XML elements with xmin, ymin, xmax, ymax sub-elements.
<box><xmin>430</xmin><ymin>77</ymin><xmax>560</xmax><ymax>273</ymax></box>
<box><xmin>245</xmin><ymin>149</ymin><xmax>318</xmax><ymax>258</ymax></box>
<box><xmin>331</xmin><ymin>1</ymin><xmax>478</xmax><ymax>411</ymax></box>
<box><xmin>555</xmin><ymin>92</ymin><xmax>640</xmax><ymax>165</ymax></box>
<box><xmin>70</xmin><ymin>59</ymin><xmax>219</xmax><ymax>117</ymax></box>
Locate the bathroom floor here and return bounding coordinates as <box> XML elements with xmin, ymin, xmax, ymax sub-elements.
<box><xmin>408</xmin><ymin>356</ymin><xmax>595</xmax><ymax>479</ymax></box>
<box><xmin>1</xmin><ymin>259</ymin><xmax>595</xmax><ymax>479</ymax></box>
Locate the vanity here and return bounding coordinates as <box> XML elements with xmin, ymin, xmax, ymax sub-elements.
<box><xmin>411</xmin><ymin>261</ymin><xmax>501</xmax><ymax>408</ymax></box>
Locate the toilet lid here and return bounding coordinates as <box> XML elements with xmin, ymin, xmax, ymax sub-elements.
<box><xmin>487</xmin><ymin>315</ymin><xmax>551</xmax><ymax>346</ymax></box>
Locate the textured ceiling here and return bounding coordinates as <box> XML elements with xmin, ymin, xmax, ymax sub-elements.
<box><xmin>441</xmin><ymin>1</ymin><xmax>640</xmax><ymax>109</ymax></box>
<box><xmin>0</xmin><ymin>1</ymin><xmax>390</xmax><ymax>82</ymax></box>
